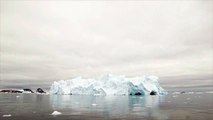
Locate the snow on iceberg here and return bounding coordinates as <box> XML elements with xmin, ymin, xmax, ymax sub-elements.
<box><xmin>49</xmin><ymin>74</ymin><xmax>167</xmax><ymax>96</ymax></box>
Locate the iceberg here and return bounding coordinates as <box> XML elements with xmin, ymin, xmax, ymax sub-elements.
<box><xmin>51</xmin><ymin>111</ymin><xmax>62</xmax><ymax>115</ymax></box>
<box><xmin>49</xmin><ymin>74</ymin><xmax>167</xmax><ymax>96</ymax></box>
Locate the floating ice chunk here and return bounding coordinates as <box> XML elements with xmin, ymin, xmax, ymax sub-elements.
<box><xmin>186</xmin><ymin>98</ymin><xmax>191</xmax><ymax>100</ymax></box>
<box><xmin>206</xmin><ymin>91</ymin><xmax>213</xmax><ymax>94</ymax></box>
<box><xmin>51</xmin><ymin>111</ymin><xmax>62</xmax><ymax>115</ymax></box>
<box><xmin>16</xmin><ymin>95</ymin><xmax>20</xmax><ymax>98</ymax></box>
<box><xmin>2</xmin><ymin>114</ymin><xmax>11</xmax><ymax>117</ymax></box>
<box><xmin>49</xmin><ymin>74</ymin><xmax>167</xmax><ymax>96</ymax></box>
<box><xmin>172</xmin><ymin>92</ymin><xmax>180</xmax><ymax>94</ymax></box>
<box><xmin>92</xmin><ymin>103</ymin><xmax>97</xmax><ymax>106</ymax></box>
<box><xmin>187</xmin><ymin>92</ymin><xmax>194</xmax><ymax>94</ymax></box>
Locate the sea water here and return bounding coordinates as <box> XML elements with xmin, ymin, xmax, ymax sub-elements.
<box><xmin>0</xmin><ymin>87</ymin><xmax>212</xmax><ymax>120</ymax></box>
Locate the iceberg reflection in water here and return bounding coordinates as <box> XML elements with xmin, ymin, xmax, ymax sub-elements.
<box><xmin>49</xmin><ymin>95</ymin><xmax>167</xmax><ymax>119</ymax></box>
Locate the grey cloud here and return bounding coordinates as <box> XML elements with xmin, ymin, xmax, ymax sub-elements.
<box><xmin>0</xmin><ymin>1</ymin><xmax>212</xmax><ymax>88</ymax></box>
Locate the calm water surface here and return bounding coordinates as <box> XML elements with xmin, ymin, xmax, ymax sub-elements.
<box><xmin>0</xmin><ymin>88</ymin><xmax>213</xmax><ymax>120</ymax></box>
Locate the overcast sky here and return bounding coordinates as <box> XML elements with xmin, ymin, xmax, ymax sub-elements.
<box><xmin>0</xmin><ymin>0</ymin><xmax>212</xmax><ymax>88</ymax></box>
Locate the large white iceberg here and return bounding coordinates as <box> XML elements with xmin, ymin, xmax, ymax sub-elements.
<box><xmin>49</xmin><ymin>74</ymin><xmax>167</xmax><ymax>96</ymax></box>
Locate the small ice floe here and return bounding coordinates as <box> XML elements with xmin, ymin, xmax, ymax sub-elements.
<box><xmin>51</xmin><ymin>111</ymin><xmax>62</xmax><ymax>115</ymax></box>
<box><xmin>172</xmin><ymin>95</ymin><xmax>178</xmax><ymax>98</ymax></box>
<box><xmin>16</xmin><ymin>95</ymin><xmax>20</xmax><ymax>98</ymax></box>
<box><xmin>195</xmin><ymin>92</ymin><xmax>203</xmax><ymax>94</ymax></box>
<box><xmin>2</xmin><ymin>114</ymin><xmax>12</xmax><ymax>117</ymax></box>
<box><xmin>172</xmin><ymin>92</ymin><xmax>180</xmax><ymax>94</ymax></box>
<box><xmin>187</xmin><ymin>92</ymin><xmax>194</xmax><ymax>94</ymax></box>
<box><xmin>92</xmin><ymin>103</ymin><xmax>97</xmax><ymax>106</ymax></box>
<box><xmin>186</xmin><ymin>98</ymin><xmax>191</xmax><ymax>100</ymax></box>
<box><xmin>206</xmin><ymin>91</ymin><xmax>213</xmax><ymax>94</ymax></box>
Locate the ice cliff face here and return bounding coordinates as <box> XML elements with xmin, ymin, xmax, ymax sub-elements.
<box><xmin>49</xmin><ymin>74</ymin><xmax>167</xmax><ymax>96</ymax></box>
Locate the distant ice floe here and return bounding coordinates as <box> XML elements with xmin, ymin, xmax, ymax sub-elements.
<box><xmin>172</xmin><ymin>92</ymin><xmax>181</xmax><ymax>94</ymax></box>
<box><xmin>2</xmin><ymin>114</ymin><xmax>12</xmax><ymax>117</ymax></box>
<box><xmin>92</xmin><ymin>103</ymin><xmax>97</xmax><ymax>106</ymax></box>
<box><xmin>186</xmin><ymin>98</ymin><xmax>191</xmax><ymax>100</ymax></box>
<box><xmin>172</xmin><ymin>95</ymin><xmax>178</xmax><ymax>98</ymax></box>
<box><xmin>206</xmin><ymin>91</ymin><xmax>213</xmax><ymax>94</ymax></box>
<box><xmin>51</xmin><ymin>111</ymin><xmax>62</xmax><ymax>115</ymax></box>
<box><xmin>49</xmin><ymin>74</ymin><xmax>167</xmax><ymax>96</ymax></box>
